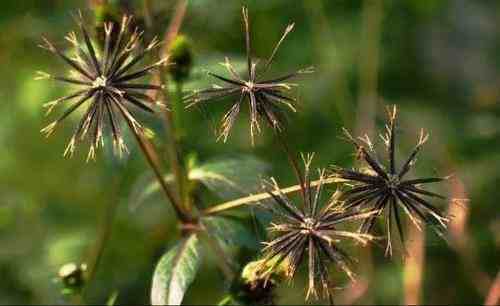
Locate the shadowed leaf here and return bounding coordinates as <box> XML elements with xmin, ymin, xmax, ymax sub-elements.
<box><xmin>202</xmin><ymin>216</ymin><xmax>259</xmax><ymax>250</ymax></box>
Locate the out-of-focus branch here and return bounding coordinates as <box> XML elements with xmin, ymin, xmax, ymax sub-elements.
<box><xmin>143</xmin><ymin>0</ymin><xmax>153</xmax><ymax>29</ymax></box>
<box><xmin>404</xmin><ymin>223</ymin><xmax>425</xmax><ymax>305</ymax></box>
<box><xmin>355</xmin><ymin>0</ymin><xmax>384</xmax><ymax>136</ymax></box>
<box><xmin>447</xmin><ymin>176</ymin><xmax>491</xmax><ymax>295</ymax></box>
<box><xmin>147</xmin><ymin>0</ymin><xmax>189</xmax><ymax>213</ymax></box>
<box><xmin>303</xmin><ymin>1</ymin><xmax>352</xmax><ymax>124</ymax></box>
<box><xmin>336</xmin><ymin>278</ymin><xmax>369</xmax><ymax>305</ymax></box>
<box><xmin>89</xmin><ymin>0</ymin><xmax>108</xmax><ymax>7</ymax></box>
<box><xmin>354</xmin><ymin>2</ymin><xmax>384</xmax><ymax>303</ymax></box>
<box><xmin>485</xmin><ymin>271</ymin><xmax>500</xmax><ymax>306</ymax></box>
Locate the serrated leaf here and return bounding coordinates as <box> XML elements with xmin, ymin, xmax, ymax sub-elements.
<box><xmin>151</xmin><ymin>234</ymin><xmax>202</xmax><ymax>306</ymax></box>
<box><xmin>191</xmin><ymin>155</ymin><xmax>269</xmax><ymax>200</ymax></box>
<box><xmin>202</xmin><ymin>216</ymin><xmax>259</xmax><ymax>250</ymax></box>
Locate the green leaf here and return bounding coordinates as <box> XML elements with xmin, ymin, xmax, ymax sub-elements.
<box><xmin>128</xmin><ymin>173</ymin><xmax>174</xmax><ymax>212</ymax></box>
<box><xmin>130</xmin><ymin>155</ymin><xmax>268</xmax><ymax>211</ymax></box>
<box><xmin>106</xmin><ymin>291</ymin><xmax>119</xmax><ymax>306</ymax></box>
<box><xmin>202</xmin><ymin>216</ymin><xmax>259</xmax><ymax>250</ymax></box>
<box><xmin>191</xmin><ymin>155</ymin><xmax>269</xmax><ymax>200</ymax></box>
<box><xmin>151</xmin><ymin>234</ymin><xmax>202</xmax><ymax>306</ymax></box>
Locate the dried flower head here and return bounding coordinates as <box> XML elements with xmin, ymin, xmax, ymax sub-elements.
<box><xmin>38</xmin><ymin>13</ymin><xmax>167</xmax><ymax>160</ymax></box>
<box><xmin>184</xmin><ymin>6</ymin><xmax>313</xmax><ymax>144</ymax></box>
<box><xmin>330</xmin><ymin>106</ymin><xmax>450</xmax><ymax>256</ymax></box>
<box><xmin>259</xmin><ymin>155</ymin><xmax>375</xmax><ymax>300</ymax></box>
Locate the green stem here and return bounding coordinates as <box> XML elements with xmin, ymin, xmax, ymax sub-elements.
<box><xmin>130</xmin><ymin>123</ymin><xmax>190</xmax><ymax>222</ymax></box>
<box><xmin>203</xmin><ymin>177</ymin><xmax>344</xmax><ymax>216</ymax></box>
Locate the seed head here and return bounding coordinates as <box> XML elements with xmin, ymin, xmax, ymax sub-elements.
<box><xmin>330</xmin><ymin>105</ymin><xmax>450</xmax><ymax>256</ymax></box>
<box><xmin>38</xmin><ymin>13</ymin><xmax>168</xmax><ymax>161</ymax></box>
<box><xmin>184</xmin><ymin>6</ymin><xmax>313</xmax><ymax>145</ymax></box>
<box><xmin>259</xmin><ymin>155</ymin><xmax>375</xmax><ymax>300</ymax></box>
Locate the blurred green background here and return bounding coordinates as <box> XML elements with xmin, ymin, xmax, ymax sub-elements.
<box><xmin>0</xmin><ymin>0</ymin><xmax>499</xmax><ymax>304</ymax></box>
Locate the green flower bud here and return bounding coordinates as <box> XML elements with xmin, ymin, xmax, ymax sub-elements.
<box><xmin>58</xmin><ymin>262</ymin><xmax>87</xmax><ymax>294</ymax></box>
<box><xmin>229</xmin><ymin>258</ymin><xmax>289</xmax><ymax>305</ymax></box>
<box><xmin>168</xmin><ymin>35</ymin><xmax>193</xmax><ymax>83</ymax></box>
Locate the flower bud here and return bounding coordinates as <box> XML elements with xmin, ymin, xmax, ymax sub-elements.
<box><xmin>168</xmin><ymin>35</ymin><xmax>193</xmax><ymax>83</ymax></box>
<box><xmin>58</xmin><ymin>262</ymin><xmax>87</xmax><ymax>294</ymax></box>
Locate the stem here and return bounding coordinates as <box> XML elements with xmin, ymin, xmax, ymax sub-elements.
<box><xmin>85</xmin><ymin>191</ymin><xmax>119</xmax><ymax>284</ymax></box>
<box><xmin>403</xmin><ymin>221</ymin><xmax>425</xmax><ymax>305</ymax></box>
<box><xmin>130</xmin><ymin>126</ymin><xmax>190</xmax><ymax>222</ymax></box>
<box><xmin>143</xmin><ymin>0</ymin><xmax>153</xmax><ymax>29</ymax></box>
<box><xmin>264</xmin><ymin>114</ymin><xmax>306</xmax><ymax>200</ymax></box>
<box><xmin>203</xmin><ymin>177</ymin><xmax>344</xmax><ymax>215</ymax></box>
<box><xmin>154</xmin><ymin>0</ymin><xmax>190</xmax><ymax>214</ymax></box>
<box><xmin>354</xmin><ymin>0</ymin><xmax>383</xmax><ymax>136</ymax></box>
<box><xmin>353</xmin><ymin>2</ymin><xmax>384</xmax><ymax>303</ymax></box>
<box><xmin>273</xmin><ymin>128</ymin><xmax>306</xmax><ymax>198</ymax></box>
<box><xmin>159</xmin><ymin>74</ymin><xmax>189</xmax><ymax>213</ymax></box>
<box><xmin>485</xmin><ymin>271</ymin><xmax>500</xmax><ymax>306</ymax></box>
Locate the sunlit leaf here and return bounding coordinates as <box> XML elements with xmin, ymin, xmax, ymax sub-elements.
<box><xmin>151</xmin><ymin>234</ymin><xmax>202</xmax><ymax>306</ymax></box>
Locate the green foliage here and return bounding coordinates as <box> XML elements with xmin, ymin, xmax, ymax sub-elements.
<box><xmin>129</xmin><ymin>155</ymin><xmax>268</xmax><ymax>210</ymax></box>
<box><xmin>191</xmin><ymin>156</ymin><xmax>269</xmax><ymax>200</ymax></box>
<box><xmin>151</xmin><ymin>234</ymin><xmax>202</xmax><ymax>305</ymax></box>
<box><xmin>202</xmin><ymin>216</ymin><xmax>259</xmax><ymax>250</ymax></box>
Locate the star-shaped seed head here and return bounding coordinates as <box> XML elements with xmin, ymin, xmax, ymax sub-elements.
<box><xmin>330</xmin><ymin>106</ymin><xmax>451</xmax><ymax>256</ymax></box>
<box><xmin>259</xmin><ymin>154</ymin><xmax>375</xmax><ymax>300</ymax></box>
<box><xmin>38</xmin><ymin>13</ymin><xmax>168</xmax><ymax>161</ymax></box>
<box><xmin>184</xmin><ymin>6</ymin><xmax>313</xmax><ymax>145</ymax></box>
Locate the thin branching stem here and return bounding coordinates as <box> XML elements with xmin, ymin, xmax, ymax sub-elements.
<box><xmin>129</xmin><ymin>124</ymin><xmax>190</xmax><ymax>222</ymax></box>
<box><xmin>155</xmin><ymin>0</ymin><xmax>190</xmax><ymax>213</ymax></box>
<box><xmin>203</xmin><ymin>177</ymin><xmax>345</xmax><ymax>216</ymax></box>
<box><xmin>273</xmin><ymin>128</ymin><xmax>307</xmax><ymax>200</ymax></box>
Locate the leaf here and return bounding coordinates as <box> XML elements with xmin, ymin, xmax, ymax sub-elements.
<box><xmin>151</xmin><ymin>234</ymin><xmax>202</xmax><ymax>306</ymax></box>
<box><xmin>128</xmin><ymin>173</ymin><xmax>174</xmax><ymax>212</ymax></box>
<box><xmin>129</xmin><ymin>155</ymin><xmax>268</xmax><ymax>211</ymax></box>
<box><xmin>202</xmin><ymin>216</ymin><xmax>259</xmax><ymax>250</ymax></box>
<box><xmin>106</xmin><ymin>291</ymin><xmax>119</xmax><ymax>306</ymax></box>
<box><xmin>191</xmin><ymin>155</ymin><xmax>269</xmax><ymax>200</ymax></box>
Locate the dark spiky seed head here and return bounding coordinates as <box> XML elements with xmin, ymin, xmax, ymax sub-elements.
<box><xmin>184</xmin><ymin>6</ymin><xmax>313</xmax><ymax>145</ymax></box>
<box><xmin>329</xmin><ymin>105</ymin><xmax>450</xmax><ymax>256</ymax></box>
<box><xmin>38</xmin><ymin>13</ymin><xmax>168</xmax><ymax>161</ymax></box>
<box><xmin>259</xmin><ymin>154</ymin><xmax>375</xmax><ymax>300</ymax></box>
